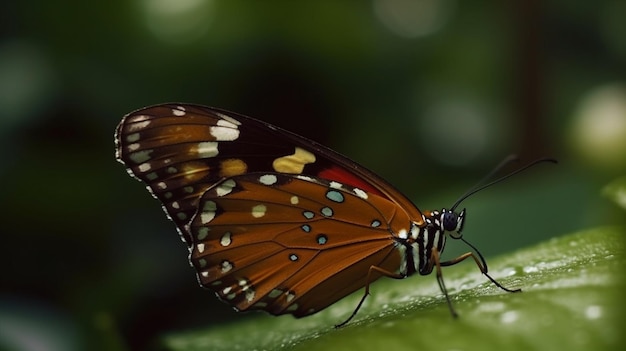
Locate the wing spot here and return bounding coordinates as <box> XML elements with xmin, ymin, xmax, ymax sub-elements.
<box><xmin>171</xmin><ymin>201</ymin><xmax>180</xmax><ymax>209</ymax></box>
<box><xmin>253</xmin><ymin>302</ymin><xmax>268</xmax><ymax>308</ymax></box>
<box><xmin>164</xmin><ymin>192</ymin><xmax>173</xmax><ymax>199</ymax></box>
<box><xmin>302</xmin><ymin>211</ymin><xmax>314</xmax><ymax>219</ymax></box>
<box><xmin>286</xmin><ymin>291</ymin><xmax>296</xmax><ymax>302</ymax></box>
<box><xmin>128</xmin><ymin>120</ymin><xmax>151</xmax><ymax>131</ymax></box>
<box><xmin>221</xmin><ymin>260</ymin><xmax>233</xmax><ymax>273</ymax></box>
<box><xmin>126</xmin><ymin>133</ymin><xmax>140</xmax><ymax>143</ymax></box>
<box><xmin>146</xmin><ymin>172</ymin><xmax>158</xmax><ymax>181</ymax></box>
<box><xmin>216</xmin><ymin>113</ymin><xmax>241</xmax><ymax>126</ymax></box>
<box><xmin>196</xmin><ymin>227</ymin><xmax>209</xmax><ymax>240</ymax></box>
<box><xmin>196</xmin><ymin>141</ymin><xmax>219</xmax><ymax>158</ymax></box>
<box><xmin>127</xmin><ymin>143</ymin><xmax>140</xmax><ymax>151</ymax></box>
<box><xmin>166</xmin><ymin>166</ymin><xmax>178</xmax><ymax>174</ymax></box>
<box><xmin>176</xmin><ymin>212</ymin><xmax>187</xmax><ymax>220</ymax></box>
<box><xmin>259</xmin><ymin>174</ymin><xmax>278</xmax><ymax>185</ymax></box>
<box><xmin>290</xmin><ymin>196</ymin><xmax>299</xmax><ymax>205</ymax></box>
<box><xmin>201</xmin><ymin>210</ymin><xmax>216</xmax><ymax>224</ymax></box>
<box><xmin>220</xmin><ymin>158</ymin><xmax>248</xmax><ymax>177</ymax></box>
<box><xmin>272</xmin><ymin>147</ymin><xmax>316</xmax><ymax>174</ymax></box>
<box><xmin>129</xmin><ymin>150</ymin><xmax>153</xmax><ymax>164</ymax></box>
<box><xmin>216</xmin><ymin>179</ymin><xmax>236</xmax><ymax>196</ymax></box>
<box><xmin>268</xmin><ymin>289</ymin><xmax>283</xmax><ymax>298</ymax></box>
<box><xmin>330</xmin><ymin>181</ymin><xmax>343</xmax><ymax>189</ymax></box>
<box><xmin>222</xmin><ymin>286</ymin><xmax>232</xmax><ymax>295</ymax></box>
<box><xmin>286</xmin><ymin>303</ymin><xmax>299</xmax><ymax>312</ymax></box>
<box><xmin>316</xmin><ymin>234</ymin><xmax>328</xmax><ymax>245</ymax></box>
<box><xmin>325</xmin><ymin>190</ymin><xmax>345</xmax><ymax>203</ymax></box>
<box><xmin>220</xmin><ymin>232</ymin><xmax>232</xmax><ymax>246</ymax></box>
<box><xmin>251</xmin><ymin>204</ymin><xmax>267</xmax><ymax>218</ymax></box>
<box><xmin>211</xmin><ymin>280</ymin><xmax>222</xmax><ymax>286</ymax></box>
<box><xmin>184</xmin><ymin>186</ymin><xmax>194</xmax><ymax>193</ymax></box>
<box><xmin>138</xmin><ymin>163</ymin><xmax>151</xmax><ymax>172</ymax></box>
<box><xmin>289</xmin><ymin>253</ymin><xmax>299</xmax><ymax>261</ymax></box>
<box><xmin>156</xmin><ymin>182</ymin><xmax>167</xmax><ymax>189</ymax></box>
<box><xmin>196</xmin><ymin>243</ymin><xmax>205</xmax><ymax>253</ymax></box>
<box><xmin>371</xmin><ymin>220</ymin><xmax>381</xmax><ymax>228</ymax></box>
<box><xmin>321</xmin><ymin>206</ymin><xmax>333</xmax><ymax>217</ymax></box>
<box><xmin>354</xmin><ymin>188</ymin><xmax>368</xmax><ymax>200</ymax></box>
<box><xmin>197</xmin><ymin>258</ymin><xmax>207</xmax><ymax>268</ymax></box>
<box><xmin>201</xmin><ymin>271</ymin><xmax>209</xmax><ymax>278</ymax></box>
<box><xmin>210</xmin><ymin>125</ymin><xmax>240</xmax><ymax>141</ymax></box>
<box><xmin>172</xmin><ymin>106</ymin><xmax>186</xmax><ymax>116</ymax></box>
<box><xmin>301</xmin><ymin>224</ymin><xmax>311</xmax><ymax>233</ymax></box>
<box><xmin>245</xmin><ymin>288</ymin><xmax>256</xmax><ymax>303</ymax></box>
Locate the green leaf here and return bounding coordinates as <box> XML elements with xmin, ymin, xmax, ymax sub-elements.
<box><xmin>163</xmin><ymin>227</ymin><xmax>625</xmax><ymax>351</ymax></box>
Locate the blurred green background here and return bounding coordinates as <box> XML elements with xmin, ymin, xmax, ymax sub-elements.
<box><xmin>1</xmin><ymin>0</ymin><xmax>625</xmax><ymax>350</ymax></box>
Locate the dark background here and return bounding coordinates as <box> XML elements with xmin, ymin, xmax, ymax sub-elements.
<box><xmin>1</xmin><ymin>1</ymin><xmax>625</xmax><ymax>350</ymax></box>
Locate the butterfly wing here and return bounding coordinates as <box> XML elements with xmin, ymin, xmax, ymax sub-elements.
<box><xmin>189</xmin><ymin>172</ymin><xmax>409</xmax><ymax>316</ymax></box>
<box><xmin>115</xmin><ymin>103</ymin><xmax>424</xmax><ymax>243</ymax></box>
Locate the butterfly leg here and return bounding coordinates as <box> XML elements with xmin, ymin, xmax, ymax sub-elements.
<box><xmin>439</xmin><ymin>251</ymin><xmax>521</xmax><ymax>293</ymax></box>
<box><xmin>334</xmin><ymin>266</ymin><xmax>405</xmax><ymax>328</ymax></box>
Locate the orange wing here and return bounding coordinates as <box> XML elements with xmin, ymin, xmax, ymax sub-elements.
<box><xmin>189</xmin><ymin>172</ymin><xmax>411</xmax><ymax>316</ymax></box>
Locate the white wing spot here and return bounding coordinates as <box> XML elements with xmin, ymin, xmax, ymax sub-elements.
<box><xmin>259</xmin><ymin>174</ymin><xmax>278</xmax><ymax>185</ymax></box>
<box><xmin>221</xmin><ymin>260</ymin><xmax>233</xmax><ymax>273</ymax></box>
<box><xmin>196</xmin><ymin>141</ymin><xmax>219</xmax><ymax>158</ymax></box>
<box><xmin>222</xmin><ymin>286</ymin><xmax>232</xmax><ymax>295</ymax></box>
<box><xmin>220</xmin><ymin>232</ymin><xmax>232</xmax><ymax>246</ymax></box>
<box><xmin>201</xmin><ymin>211</ymin><xmax>216</xmax><ymax>224</ymax></box>
<box><xmin>216</xmin><ymin>113</ymin><xmax>242</xmax><ymax>126</ymax></box>
<box><xmin>129</xmin><ymin>114</ymin><xmax>150</xmax><ymax>122</ymax></box>
<box><xmin>210</xmin><ymin>125</ymin><xmax>240</xmax><ymax>141</ymax></box>
<box><xmin>172</xmin><ymin>106</ymin><xmax>186</xmax><ymax>116</ymax></box>
<box><xmin>127</xmin><ymin>143</ymin><xmax>140</xmax><ymax>151</ymax></box>
<box><xmin>138</xmin><ymin>163</ymin><xmax>151</xmax><ymax>172</ymax></box>
<box><xmin>126</xmin><ymin>133</ymin><xmax>140</xmax><ymax>142</ymax></box>
<box><xmin>201</xmin><ymin>271</ymin><xmax>209</xmax><ymax>278</ymax></box>
<box><xmin>129</xmin><ymin>150</ymin><xmax>153</xmax><ymax>164</ymax></box>
<box><xmin>286</xmin><ymin>291</ymin><xmax>296</xmax><ymax>302</ymax></box>
<box><xmin>171</xmin><ymin>201</ymin><xmax>180</xmax><ymax>209</ymax></box>
<box><xmin>245</xmin><ymin>288</ymin><xmax>255</xmax><ymax>303</ymax></box>
<box><xmin>290</xmin><ymin>196</ymin><xmax>299</xmax><ymax>205</ymax></box>
<box><xmin>156</xmin><ymin>182</ymin><xmax>167</xmax><ymax>189</ymax></box>
<box><xmin>251</xmin><ymin>204</ymin><xmax>267</xmax><ymax>218</ymax></box>
<box><xmin>354</xmin><ymin>188</ymin><xmax>368</xmax><ymax>200</ymax></box>
<box><xmin>196</xmin><ymin>243</ymin><xmax>205</xmax><ymax>253</ymax></box>
<box><xmin>330</xmin><ymin>181</ymin><xmax>343</xmax><ymax>189</ymax></box>
<box><xmin>128</xmin><ymin>120</ymin><xmax>151</xmax><ymax>131</ymax></box>
<box><xmin>216</xmin><ymin>179</ymin><xmax>236</xmax><ymax>196</ymax></box>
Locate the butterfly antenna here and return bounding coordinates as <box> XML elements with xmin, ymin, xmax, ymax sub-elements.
<box><xmin>450</xmin><ymin>156</ymin><xmax>557</xmax><ymax>212</ymax></box>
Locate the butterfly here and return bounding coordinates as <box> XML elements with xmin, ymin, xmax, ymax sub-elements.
<box><xmin>115</xmin><ymin>103</ymin><xmax>552</xmax><ymax>327</ymax></box>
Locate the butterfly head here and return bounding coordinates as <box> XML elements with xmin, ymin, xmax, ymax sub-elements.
<box><xmin>440</xmin><ymin>208</ymin><xmax>465</xmax><ymax>239</ymax></box>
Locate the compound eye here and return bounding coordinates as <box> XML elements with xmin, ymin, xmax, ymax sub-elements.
<box><xmin>442</xmin><ymin>211</ymin><xmax>458</xmax><ymax>232</ymax></box>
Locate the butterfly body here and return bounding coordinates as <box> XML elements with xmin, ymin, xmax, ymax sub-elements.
<box><xmin>115</xmin><ymin>103</ymin><xmax>507</xmax><ymax>325</ymax></box>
